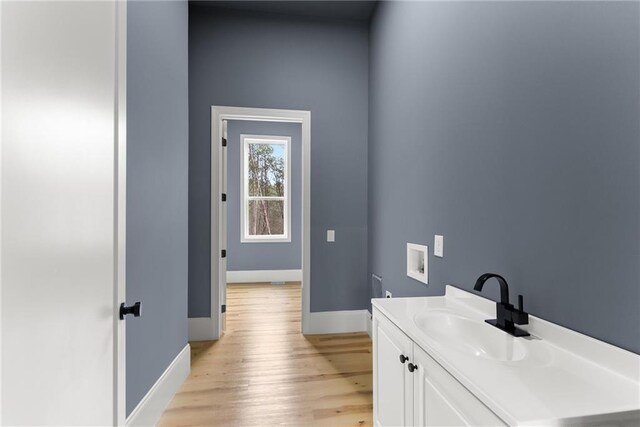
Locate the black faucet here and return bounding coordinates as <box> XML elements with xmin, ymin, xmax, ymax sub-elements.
<box><xmin>473</xmin><ymin>273</ymin><xmax>529</xmax><ymax>337</ymax></box>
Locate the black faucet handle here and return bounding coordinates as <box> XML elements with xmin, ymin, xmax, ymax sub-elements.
<box><xmin>512</xmin><ymin>294</ymin><xmax>529</xmax><ymax>325</ymax></box>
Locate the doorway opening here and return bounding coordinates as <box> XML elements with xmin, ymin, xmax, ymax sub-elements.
<box><xmin>209</xmin><ymin>106</ymin><xmax>311</xmax><ymax>340</ymax></box>
<box><xmin>224</xmin><ymin>120</ymin><xmax>303</xmax><ymax>334</ymax></box>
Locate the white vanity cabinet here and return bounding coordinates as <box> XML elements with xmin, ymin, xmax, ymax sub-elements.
<box><xmin>373</xmin><ymin>287</ymin><xmax>640</xmax><ymax>426</ymax></box>
<box><xmin>373</xmin><ymin>312</ymin><xmax>414</xmax><ymax>426</ymax></box>
<box><xmin>412</xmin><ymin>345</ymin><xmax>506</xmax><ymax>426</ymax></box>
<box><xmin>373</xmin><ymin>309</ymin><xmax>506</xmax><ymax>427</ymax></box>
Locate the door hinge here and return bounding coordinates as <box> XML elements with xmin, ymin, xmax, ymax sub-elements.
<box><xmin>222</xmin><ymin>137</ymin><xmax>227</xmax><ymax>147</ymax></box>
<box><xmin>221</xmin><ymin>193</ymin><xmax>227</xmax><ymax>202</ymax></box>
<box><xmin>221</xmin><ymin>249</ymin><xmax>226</xmax><ymax>258</ymax></box>
<box><xmin>221</xmin><ymin>304</ymin><xmax>226</xmax><ymax>313</ymax></box>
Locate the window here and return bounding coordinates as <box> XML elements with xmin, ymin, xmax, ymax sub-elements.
<box><xmin>241</xmin><ymin>135</ymin><xmax>291</xmax><ymax>242</ymax></box>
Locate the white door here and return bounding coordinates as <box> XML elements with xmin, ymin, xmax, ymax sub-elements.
<box><xmin>1</xmin><ymin>1</ymin><xmax>125</xmax><ymax>424</ymax></box>
<box><xmin>373</xmin><ymin>313</ymin><xmax>414</xmax><ymax>427</ymax></box>
<box><xmin>412</xmin><ymin>345</ymin><xmax>506</xmax><ymax>427</ymax></box>
<box><xmin>220</xmin><ymin>119</ymin><xmax>228</xmax><ymax>334</ymax></box>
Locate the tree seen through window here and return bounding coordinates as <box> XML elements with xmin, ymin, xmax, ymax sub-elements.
<box><xmin>245</xmin><ymin>141</ymin><xmax>287</xmax><ymax>237</ymax></box>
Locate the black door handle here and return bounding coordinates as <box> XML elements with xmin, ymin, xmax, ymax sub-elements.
<box><xmin>399</xmin><ymin>354</ymin><xmax>409</xmax><ymax>364</ymax></box>
<box><xmin>120</xmin><ymin>302</ymin><xmax>141</xmax><ymax>320</ymax></box>
<box><xmin>408</xmin><ymin>363</ymin><xmax>417</xmax><ymax>373</ymax></box>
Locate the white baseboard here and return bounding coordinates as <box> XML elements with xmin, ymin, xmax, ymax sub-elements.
<box><xmin>190</xmin><ymin>308</ymin><xmax>369</xmax><ymax>339</ymax></box>
<box><xmin>306</xmin><ymin>309</ymin><xmax>368</xmax><ymax>334</ymax></box>
<box><xmin>126</xmin><ymin>344</ymin><xmax>190</xmax><ymax>427</ymax></box>
<box><xmin>366</xmin><ymin>310</ymin><xmax>372</xmax><ymax>338</ymax></box>
<box><xmin>227</xmin><ymin>269</ymin><xmax>302</xmax><ymax>283</ymax></box>
<box><xmin>188</xmin><ymin>317</ymin><xmax>216</xmax><ymax>341</ymax></box>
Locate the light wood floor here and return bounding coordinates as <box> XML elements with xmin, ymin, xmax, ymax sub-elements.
<box><xmin>158</xmin><ymin>282</ymin><xmax>373</xmax><ymax>426</ymax></box>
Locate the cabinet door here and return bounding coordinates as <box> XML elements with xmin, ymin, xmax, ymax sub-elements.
<box><xmin>373</xmin><ymin>311</ymin><xmax>414</xmax><ymax>427</ymax></box>
<box><xmin>412</xmin><ymin>346</ymin><xmax>506</xmax><ymax>427</ymax></box>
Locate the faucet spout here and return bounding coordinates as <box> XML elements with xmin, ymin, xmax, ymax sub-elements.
<box><xmin>474</xmin><ymin>273</ymin><xmax>510</xmax><ymax>305</ymax></box>
<box><xmin>473</xmin><ymin>272</ymin><xmax>529</xmax><ymax>337</ymax></box>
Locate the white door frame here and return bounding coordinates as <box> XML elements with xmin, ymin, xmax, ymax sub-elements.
<box><xmin>115</xmin><ymin>1</ymin><xmax>127</xmax><ymax>425</ymax></box>
<box><xmin>207</xmin><ymin>106</ymin><xmax>311</xmax><ymax>339</ymax></box>
<box><xmin>0</xmin><ymin>1</ymin><xmax>4</xmax><ymax>419</ymax></box>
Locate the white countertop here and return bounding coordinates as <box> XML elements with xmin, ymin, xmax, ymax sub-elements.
<box><xmin>372</xmin><ymin>286</ymin><xmax>640</xmax><ymax>426</ymax></box>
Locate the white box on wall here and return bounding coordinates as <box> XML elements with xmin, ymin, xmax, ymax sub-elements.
<box><xmin>407</xmin><ymin>243</ymin><xmax>428</xmax><ymax>284</ymax></box>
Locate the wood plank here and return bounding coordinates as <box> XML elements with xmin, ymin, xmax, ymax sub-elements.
<box><xmin>158</xmin><ymin>282</ymin><xmax>373</xmax><ymax>426</ymax></box>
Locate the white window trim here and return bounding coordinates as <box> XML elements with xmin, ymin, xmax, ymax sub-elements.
<box><xmin>240</xmin><ymin>134</ymin><xmax>291</xmax><ymax>243</ymax></box>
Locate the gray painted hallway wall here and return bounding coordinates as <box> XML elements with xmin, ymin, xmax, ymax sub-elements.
<box><xmin>126</xmin><ymin>0</ymin><xmax>189</xmax><ymax>415</ymax></box>
<box><xmin>368</xmin><ymin>1</ymin><xmax>640</xmax><ymax>353</ymax></box>
<box><xmin>188</xmin><ymin>6</ymin><xmax>368</xmax><ymax>317</ymax></box>
<box><xmin>226</xmin><ymin>120</ymin><xmax>302</xmax><ymax>272</ymax></box>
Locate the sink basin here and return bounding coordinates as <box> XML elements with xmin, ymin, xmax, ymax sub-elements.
<box><xmin>413</xmin><ymin>310</ymin><xmax>527</xmax><ymax>362</ymax></box>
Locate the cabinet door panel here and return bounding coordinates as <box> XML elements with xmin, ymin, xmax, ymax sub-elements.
<box><xmin>413</xmin><ymin>346</ymin><xmax>506</xmax><ymax>427</ymax></box>
<box><xmin>373</xmin><ymin>312</ymin><xmax>414</xmax><ymax>427</ymax></box>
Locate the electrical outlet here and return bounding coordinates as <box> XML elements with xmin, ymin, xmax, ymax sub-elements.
<box><xmin>385</xmin><ymin>290</ymin><xmax>392</xmax><ymax>298</ymax></box>
<box><xmin>327</xmin><ymin>229</ymin><xmax>335</xmax><ymax>242</ymax></box>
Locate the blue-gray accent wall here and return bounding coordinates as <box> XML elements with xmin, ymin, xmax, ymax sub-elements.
<box><xmin>188</xmin><ymin>6</ymin><xmax>368</xmax><ymax>317</ymax></box>
<box><xmin>226</xmin><ymin>121</ymin><xmax>302</xmax><ymax>272</ymax></box>
<box><xmin>126</xmin><ymin>0</ymin><xmax>189</xmax><ymax>415</ymax></box>
<box><xmin>368</xmin><ymin>1</ymin><xmax>640</xmax><ymax>353</ymax></box>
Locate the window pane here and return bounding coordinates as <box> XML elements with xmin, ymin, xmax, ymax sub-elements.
<box><xmin>248</xmin><ymin>199</ymin><xmax>285</xmax><ymax>236</ymax></box>
<box><xmin>247</xmin><ymin>143</ymin><xmax>285</xmax><ymax>197</ymax></box>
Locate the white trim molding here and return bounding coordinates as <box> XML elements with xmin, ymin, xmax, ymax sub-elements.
<box><xmin>227</xmin><ymin>269</ymin><xmax>302</xmax><ymax>283</ymax></box>
<box><xmin>188</xmin><ymin>317</ymin><xmax>216</xmax><ymax>342</ymax></box>
<box><xmin>240</xmin><ymin>134</ymin><xmax>292</xmax><ymax>243</ymax></box>
<box><xmin>126</xmin><ymin>344</ymin><xmax>190</xmax><ymax>427</ymax></box>
<box><xmin>115</xmin><ymin>1</ymin><xmax>128</xmax><ymax>423</ymax></box>
<box><xmin>0</xmin><ymin>2</ymin><xmax>4</xmax><ymax>418</ymax></box>
<box><xmin>306</xmin><ymin>310</ymin><xmax>369</xmax><ymax>335</ymax></box>
<box><xmin>366</xmin><ymin>310</ymin><xmax>373</xmax><ymax>338</ymax></box>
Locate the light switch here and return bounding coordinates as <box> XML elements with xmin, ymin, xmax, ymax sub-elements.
<box><xmin>434</xmin><ymin>235</ymin><xmax>444</xmax><ymax>257</ymax></box>
<box><xmin>327</xmin><ymin>230</ymin><xmax>335</xmax><ymax>242</ymax></box>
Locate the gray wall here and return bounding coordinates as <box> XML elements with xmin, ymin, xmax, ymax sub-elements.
<box><xmin>227</xmin><ymin>121</ymin><xmax>302</xmax><ymax>271</ymax></box>
<box><xmin>368</xmin><ymin>2</ymin><xmax>640</xmax><ymax>353</ymax></box>
<box><xmin>126</xmin><ymin>0</ymin><xmax>189</xmax><ymax>415</ymax></box>
<box><xmin>188</xmin><ymin>6</ymin><xmax>369</xmax><ymax>317</ymax></box>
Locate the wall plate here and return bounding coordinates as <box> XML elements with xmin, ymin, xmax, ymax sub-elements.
<box><xmin>434</xmin><ymin>235</ymin><xmax>444</xmax><ymax>258</ymax></box>
<box><xmin>407</xmin><ymin>243</ymin><xmax>428</xmax><ymax>284</ymax></box>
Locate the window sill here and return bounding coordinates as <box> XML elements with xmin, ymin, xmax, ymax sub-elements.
<box><xmin>241</xmin><ymin>237</ymin><xmax>292</xmax><ymax>244</ymax></box>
